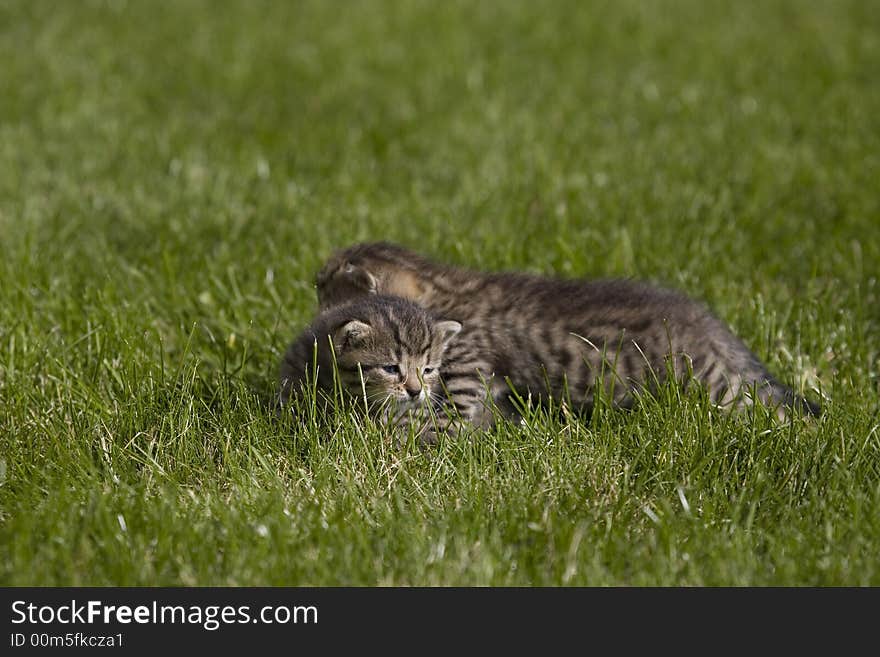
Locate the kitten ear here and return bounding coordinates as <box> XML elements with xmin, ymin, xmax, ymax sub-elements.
<box><xmin>317</xmin><ymin>262</ymin><xmax>378</xmax><ymax>309</ymax></box>
<box><xmin>342</xmin><ymin>264</ymin><xmax>378</xmax><ymax>294</ymax></box>
<box><xmin>334</xmin><ymin>320</ymin><xmax>372</xmax><ymax>349</ymax></box>
<box><xmin>434</xmin><ymin>320</ymin><xmax>462</xmax><ymax>346</ymax></box>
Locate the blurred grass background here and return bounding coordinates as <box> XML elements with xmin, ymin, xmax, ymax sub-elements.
<box><xmin>0</xmin><ymin>0</ymin><xmax>878</xmax><ymax>585</ymax></box>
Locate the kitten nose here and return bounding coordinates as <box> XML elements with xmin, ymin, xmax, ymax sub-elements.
<box><xmin>405</xmin><ymin>384</ymin><xmax>422</xmax><ymax>399</ymax></box>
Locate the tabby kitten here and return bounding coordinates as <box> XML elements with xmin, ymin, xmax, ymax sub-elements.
<box><xmin>316</xmin><ymin>242</ymin><xmax>820</xmax><ymax>424</ymax></box>
<box><xmin>279</xmin><ymin>295</ymin><xmax>462</xmax><ymax>441</ymax></box>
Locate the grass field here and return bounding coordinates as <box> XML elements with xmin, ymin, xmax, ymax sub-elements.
<box><xmin>1</xmin><ymin>0</ymin><xmax>878</xmax><ymax>586</ymax></box>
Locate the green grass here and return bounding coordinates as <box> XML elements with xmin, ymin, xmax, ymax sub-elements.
<box><xmin>1</xmin><ymin>0</ymin><xmax>879</xmax><ymax>585</ymax></box>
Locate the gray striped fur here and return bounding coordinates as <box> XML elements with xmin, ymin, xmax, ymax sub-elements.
<box><xmin>316</xmin><ymin>242</ymin><xmax>820</xmax><ymax>426</ymax></box>
<box><xmin>279</xmin><ymin>295</ymin><xmax>462</xmax><ymax>443</ymax></box>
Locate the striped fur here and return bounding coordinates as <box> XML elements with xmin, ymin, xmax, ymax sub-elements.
<box><xmin>279</xmin><ymin>295</ymin><xmax>462</xmax><ymax>443</ymax></box>
<box><xmin>316</xmin><ymin>242</ymin><xmax>821</xmax><ymax>424</ymax></box>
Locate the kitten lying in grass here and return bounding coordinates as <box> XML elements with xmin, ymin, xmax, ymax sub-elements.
<box><xmin>279</xmin><ymin>295</ymin><xmax>462</xmax><ymax>443</ymax></box>
<box><xmin>316</xmin><ymin>241</ymin><xmax>821</xmax><ymax>425</ymax></box>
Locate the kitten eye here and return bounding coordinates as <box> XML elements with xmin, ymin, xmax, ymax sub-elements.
<box><xmin>381</xmin><ymin>365</ymin><xmax>400</xmax><ymax>375</ymax></box>
<box><xmin>422</xmin><ymin>367</ymin><xmax>435</xmax><ymax>375</ymax></box>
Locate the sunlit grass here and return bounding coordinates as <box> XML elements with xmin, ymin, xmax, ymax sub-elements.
<box><xmin>1</xmin><ymin>0</ymin><xmax>878</xmax><ymax>585</ymax></box>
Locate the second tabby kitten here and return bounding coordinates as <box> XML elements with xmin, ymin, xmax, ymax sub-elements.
<box><xmin>316</xmin><ymin>242</ymin><xmax>820</xmax><ymax>424</ymax></box>
<box><xmin>279</xmin><ymin>294</ymin><xmax>462</xmax><ymax>442</ymax></box>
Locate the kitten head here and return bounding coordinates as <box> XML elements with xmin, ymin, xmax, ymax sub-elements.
<box><xmin>322</xmin><ymin>295</ymin><xmax>460</xmax><ymax>411</ymax></box>
<box><xmin>316</xmin><ymin>242</ymin><xmax>427</xmax><ymax>310</ymax></box>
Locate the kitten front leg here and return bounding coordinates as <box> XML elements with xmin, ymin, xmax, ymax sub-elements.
<box><xmin>383</xmin><ymin>406</ymin><xmax>444</xmax><ymax>447</ymax></box>
<box><xmin>385</xmin><ymin>399</ymin><xmax>480</xmax><ymax>447</ymax></box>
<box><xmin>412</xmin><ymin>376</ymin><xmax>499</xmax><ymax>445</ymax></box>
<box><xmin>388</xmin><ymin>354</ymin><xmax>498</xmax><ymax>445</ymax></box>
